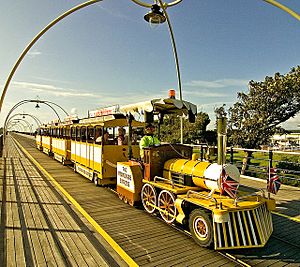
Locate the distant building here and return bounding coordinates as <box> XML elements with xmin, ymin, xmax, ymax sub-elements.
<box><xmin>271</xmin><ymin>131</ymin><xmax>300</xmax><ymax>149</ymax></box>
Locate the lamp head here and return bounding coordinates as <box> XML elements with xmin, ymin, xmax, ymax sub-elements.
<box><xmin>144</xmin><ymin>4</ymin><xmax>166</xmax><ymax>25</ymax></box>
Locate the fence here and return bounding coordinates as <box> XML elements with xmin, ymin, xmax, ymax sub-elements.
<box><xmin>190</xmin><ymin>144</ymin><xmax>300</xmax><ymax>187</ymax></box>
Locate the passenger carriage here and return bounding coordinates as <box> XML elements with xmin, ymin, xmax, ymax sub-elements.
<box><xmin>70</xmin><ymin>108</ymin><xmax>144</xmax><ymax>186</ymax></box>
<box><xmin>50</xmin><ymin>124</ymin><xmax>71</xmax><ymax>165</ymax></box>
<box><xmin>36</xmin><ymin>124</ymin><xmax>51</xmax><ymax>155</ymax></box>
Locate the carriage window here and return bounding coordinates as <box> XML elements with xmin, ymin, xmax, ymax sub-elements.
<box><xmin>94</xmin><ymin>126</ymin><xmax>102</xmax><ymax>144</ymax></box>
<box><xmin>87</xmin><ymin>127</ymin><xmax>94</xmax><ymax>143</ymax></box>
<box><xmin>71</xmin><ymin>127</ymin><xmax>76</xmax><ymax>140</ymax></box>
<box><xmin>81</xmin><ymin>127</ymin><xmax>87</xmax><ymax>142</ymax></box>
<box><xmin>65</xmin><ymin>128</ymin><xmax>71</xmax><ymax>140</ymax></box>
<box><xmin>76</xmin><ymin>127</ymin><xmax>81</xmax><ymax>141</ymax></box>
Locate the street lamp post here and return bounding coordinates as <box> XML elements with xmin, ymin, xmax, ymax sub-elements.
<box><xmin>4</xmin><ymin>99</ymin><xmax>68</xmax><ymax>129</ymax></box>
<box><xmin>263</xmin><ymin>0</ymin><xmax>300</xmax><ymax>21</ymax></box>
<box><xmin>131</xmin><ymin>0</ymin><xmax>299</xmax><ymax>144</ymax></box>
<box><xmin>7</xmin><ymin>113</ymin><xmax>41</xmax><ymax>128</ymax></box>
<box><xmin>3</xmin><ymin>99</ymin><xmax>68</xmax><ymax>146</ymax></box>
<box><xmin>0</xmin><ymin>0</ymin><xmax>101</xmax><ymax>113</ymax></box>
<box><xmin>131</xmin><ymin>0</ymin><xmax>185</xmax><ymax>143</ymax></box>
<box><xmin>8</xmin><ymin>118</ymin><xmax>32</xmax><ymax>133</ymax></box>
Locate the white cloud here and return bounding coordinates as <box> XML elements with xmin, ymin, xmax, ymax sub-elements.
<box><xmin>27</xmin><ymin>50</ymin><xmax>42</xmax><ymax>58</ymax></box>
<box><xmin>280</xmin><ymin>114</ymin><xmax>300</xmax><ymax>130</ymax></box>
<box><xmin>184</xmin><ymin>90</ymin><xmax>226</xmax><ymax>98</ymax></box>
<box><xmin>185</xmin><ymin>79</ymin><xmax>249</xmax><ymax>89</ymax></box>
<box><xmin>12</xmin><ymin>81</ymin><xmax>102</xmax><ymax>98</ymax></box>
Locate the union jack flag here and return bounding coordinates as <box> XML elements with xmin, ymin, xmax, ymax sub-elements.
<box><xmin>220</xmin><ymin>168</ymin><xmax>239</xmax><ymax>198</ymax></box>
<box><xmin>267</xmin><ymin>168</ymin><xmax>281</xmax><ymax>194</ymax></box>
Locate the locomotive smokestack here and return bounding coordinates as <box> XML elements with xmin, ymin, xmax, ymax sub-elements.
<box><xmin>217</xmin><ymin>116</ymin><xmax>227</xmax><ymax>165</ymax></box>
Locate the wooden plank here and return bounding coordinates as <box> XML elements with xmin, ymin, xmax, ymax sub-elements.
<box><xmin>6</xmin><ymin>182</ymin><xmax>17</xmax><ymax>267</ymax></box>
<box><xmin>12</xmin><ymin>201</ymin><xmax>26</xmax><ymax>267</ymax></box>
<box><xmin>26</xmin><ymin>182</ymin><xmax>63</xmax><ymax>266</ymax></box>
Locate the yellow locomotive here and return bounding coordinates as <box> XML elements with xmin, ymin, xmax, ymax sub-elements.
<box><xmin>36</xmin><ymin>95</ymin><xmax>277</xmax><ymax>250</ymax></box>
<box><xmin>116</xmin><ymin>98</ymin><xmax>276</xmax><ymax>250</ymax></box>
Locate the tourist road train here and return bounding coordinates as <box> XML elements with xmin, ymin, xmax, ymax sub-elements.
<box><xmin>35</xmin><ymin>95</ymin><xmax>278</xmax><ymax>250</ymax></box>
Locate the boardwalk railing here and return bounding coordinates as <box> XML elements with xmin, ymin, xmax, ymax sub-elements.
<box><xmin>188</xmin><ymin>144</ymin><xmax>300</xmax><ymax>187</ymax></box>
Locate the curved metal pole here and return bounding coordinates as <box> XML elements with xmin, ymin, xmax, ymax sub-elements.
<box><xmin>8</xmin><ymin>123</ymin><xmax>23</xmax><ymax>132</ymax></box>
<box><xmin>263</xmin><ymin>0</ymin><xmax>300</xmax><ymax>21</ymax></box>
<box><xmin>3</xmin><ymin>99</ymin><xmax>64</xmax><ymax>145</ymax></box>
<box><xmin>7</xmin><ymin>116</ymin><xmax>34</xmax><ymax>133</ymax></box>
<box><xmin>156</xmin><ymin>0</ymin><xmax>184</xmax><ymax>143</ymax></box>
<box><xmin>4</xmin><ymin>99</ymin><xmax>64</xmax><ymax>130</ymax></box>
<box><xmin>39</xmin><ymin>100</ymin><xmax>69</xmax><ymax>116</ymax></box>
<box><xmin>6</xmin><ymin>113</ymin><xmax>41</xmax><ymax>128</ymax></box>
<box><xmin>43</xmin><ymin>102</ymin><xmax>61</xmax><ymax>122</ymax></box>
<box><xmin>8</xmin><ymin>120</ymin><xmax>28</xmax><ymax>132</ymax></box>
<box><xmin>0</xmin><ymin>0</ymin><xmax>101</xmax><ymax>113</ymax></box>
<box><xmin>157</xmin><ymin>0</ymin><xmax>182</xmax><ymax>101</ymax></box>
<box><xmin>9</xmin><ymin>118</ymin><xmax>32</xmax><ymax>133</ymax></box>
<box><xmin>20</xmin><ymin>113</ymin><xmax>42</xmax><ymax>126</ymax></box>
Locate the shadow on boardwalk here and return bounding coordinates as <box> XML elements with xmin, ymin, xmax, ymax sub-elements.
<box><xmin>231</xmin><ymin>212</ymin><xmax>300</xmax><ymax>266</ymax></box>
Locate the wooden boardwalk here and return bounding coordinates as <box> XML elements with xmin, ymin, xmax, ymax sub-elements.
<box><xmin>0</xmin><ymin>135</ymin><xmax>126</xmax><ymax>267</ymax></box>
<box><xmin>1</xmin><ymin>133</ymin><xmax>300</xmax><ymax>266</ymax></box>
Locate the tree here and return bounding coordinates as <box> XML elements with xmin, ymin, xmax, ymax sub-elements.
<box><xmin>228</xmin><ymin>66</ymin><xmax>300</xmax><ymax>174</ymax></box>
<box><xmin>228</xmin><ymin>66</ymin><xmax>300</xmax><ymax>149</ymax></box>
<box><xmin>160</xmin><ymin>112</ymin><xmax>210</xmax><ymax>144</ymax></box>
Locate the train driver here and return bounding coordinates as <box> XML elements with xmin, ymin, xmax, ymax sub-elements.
<box><xmin>139</xmin><ymin>123</ymin><xmax>160</xmax><ymax>160</ymax></box>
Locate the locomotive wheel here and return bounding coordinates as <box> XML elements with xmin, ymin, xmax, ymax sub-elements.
<box><xmin>158</xmin><ymin>190</ymin><xmax>177</xmax><ymax>224</ymax></box>
<box><xmin>189</xmin><ymin>209</ymin><xmax>213</xmax><ymax>248</ymax></box>
<box><xmin>141</xmin><ymin>184</ymin><xmax>157</xmax><ymax>214</ymax></box>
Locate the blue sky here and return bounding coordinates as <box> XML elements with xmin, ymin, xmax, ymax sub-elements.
<box><xmin>0</xmin><ymin>0</ymin><xmax>299</xmax><ymax>131</ymax></box>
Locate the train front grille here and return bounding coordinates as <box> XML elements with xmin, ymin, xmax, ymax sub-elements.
<box><xmin>214</xmin><ymin>203</ymin><xmax>273</xmax><ymax>249</ymax></box>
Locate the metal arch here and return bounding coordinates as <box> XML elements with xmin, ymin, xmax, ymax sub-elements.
<box><xmin>263</xmin><ymin>0</ymin><xmax>300</xmax><ymax>21</ymax></box>
<box><xmin>41</xmin><ymin>102</ymin><xmax>62</xmax><ymax>122</ymax></box>
<box><xmin>3</xmin><ymin>99</ymin><xmax>66</xmax><ymax>144</ymax></box>
<box><xmin>36</xmin><ymin>100</ymin><xmax>69</xmax><ymax>116</ymax></box>
<box><xmin>4</xmin><ymin>99</ymin><xmax>66</xmax><ymax>130</ymax></box>
<box><xmin>19</xmin><ymin>113</ymin><xmax>42</xmax><ymax>126</ymax></box>
<box><xmin>6</xmin><ymin>113</ymin><xmax>41</xmax><ymax>128</ymax></box>
<box><xmin>130</xmin><ymin>0</ymin><xmax>182</xmax><ymax>9</ymax></box>
<box><xmin>8</xmin><ymin>123</ymin><xmax>23</xmax><ymax>132</ymax></box>
<box><xmin>0</xmin><ymin>0</ymin><xmax>101</xmax><ymax>113</ymax></box>
<box><xmin>8</xmin><ymin>119</ymin><xmax>31</xmax><ymax>133</ymax></box>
